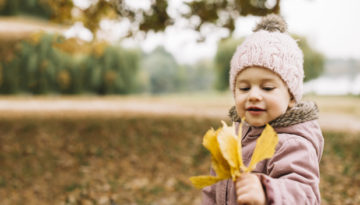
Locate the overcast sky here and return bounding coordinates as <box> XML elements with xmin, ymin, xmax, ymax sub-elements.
<box><xmin>281</xmin><ymin>0</ymin><xmax>360</xmax><ymax>60</ymax></box>
<box><xmin>71</xmin><ymin>0</ymin><xmax>360</xmax><ymax>64</ymax></box>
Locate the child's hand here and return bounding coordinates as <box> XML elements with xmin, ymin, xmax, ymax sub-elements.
<box><xmin>235</xmin><ymin>173</ymin><xmax>266</xmax><ymax>205</ymax></box>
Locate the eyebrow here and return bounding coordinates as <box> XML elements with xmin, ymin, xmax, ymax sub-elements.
<box><xmin>236</xmin><ymin>78</ymin><xmax>277</xmax><ymax>83</ymax></box>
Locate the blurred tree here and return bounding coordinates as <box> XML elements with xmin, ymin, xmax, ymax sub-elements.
<box><xmin>184</xmin><ymin>59</ymin><xmax>215</xmax><ymax>91</ymax></box>
<box><xmin>294</xmin><ymin>35</ymin><xmax>325</xmax><ymax>82</ymax></box>
<box><xmin>0</xmin><ymin>0</ymin><xmax>280</xmax><ymax>39</ymax></box>
<box><xmin>214</xmin><ymin>38</ymin><xmax>244</xmax><ymax>91</ymax></box>
<box><xmin>141</xmin><ymin>47</ymin><xmax>181</xmax><ymax>94</ymax></box>
<box><xmin>0</xmin><ymin>33</ymin><xmax>141</xmax><ymax>95</ymax></box>
<box><xmin>0</xmin><ymin>0</ymin><xmax>53</xmax><ymax>18</ymax></box>
<box><xmin>91</xmin><ymin>45</ymin><xmax>141</xmax><ymax>94</ymax></box>
<box><xmin>176</xmin><ymin>60</ymin><xmax>215</xmax><ymax>92</ymax></box>
<box><xmin>0</xmin><ymin>34</ymin><xmax>79</xmax><ymax>94</ymax></box>
<box><xmin>140</xmin><ymin>47</ymin><xmax>215</xmax><ymax>94</ymax></box>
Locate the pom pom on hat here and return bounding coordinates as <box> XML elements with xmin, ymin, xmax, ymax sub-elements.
<box><xmin>253</xmin><ymin>14</ymin><xmax>287</xmax><ymax>33</ymax></box>
<box><xmin>230</xmin><ymin>14</ymin><xmax>304</xmax><ymax>102</ymax></box>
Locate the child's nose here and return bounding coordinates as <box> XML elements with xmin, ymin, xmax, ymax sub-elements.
<box><xmin>248</xmin><ymin>88</ymin><xmax>262</xmax><ymax>101</ymax></box>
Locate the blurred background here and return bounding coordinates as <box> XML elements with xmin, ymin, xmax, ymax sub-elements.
<box><xmin>0</xmin><ymin>0</ymin><xmax>359</xmax><ymax>204</ymax></box>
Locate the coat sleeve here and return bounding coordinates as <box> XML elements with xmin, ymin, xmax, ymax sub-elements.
<box><xmin>201</xmin><ymin>185</ymin><xmax>216</xmax><ymax>204</ymax></box>
<box><xmin>259</xmin><ymin>136</ymin><xmax>322</xmax><ymax>205</ymax></box>
<box><xmin>201</xmin><ymin>168</ymin><xmax>216</xmax><ymax>204</ymax></box>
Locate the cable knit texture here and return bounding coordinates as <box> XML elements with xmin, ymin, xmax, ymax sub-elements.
<box><xmin>229</xmin><ymin>15</ymin><xmax>304</xmax><ymax>102</ymax></box>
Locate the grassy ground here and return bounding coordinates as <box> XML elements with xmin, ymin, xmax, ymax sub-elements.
<box><xmin>0</xmin><ymin>115</ymin><xmax>221</xmax><ymax>205</ymax></box>
<box><xmin>0</xmin><ymin>113</ymin><xmax>359</xmax><ymax>205</ymax></box>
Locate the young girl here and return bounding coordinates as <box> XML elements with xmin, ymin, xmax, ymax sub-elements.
<box><xmin>201</xmin><ymin>14</ymin><xmax>324</xmax><ymax>205</ymax></box>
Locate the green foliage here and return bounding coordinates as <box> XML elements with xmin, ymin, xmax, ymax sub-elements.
<box><xmin>0</xmin><ymin>34</ymin><xmax>141</xmax><ymax>95</ymax></box>
<box><xmin>0</xmin><ymin>34</ymin><xmax>76</xmax><ymax>94</ymax></box>
<box><xmin>0</xmin><ymin>35</ymin><xmax>215</xmax><ymax>95</ymax></box>
<box><xmin>214</xmin><ymin>38</ymin><xmax>244</xmax><ymax>91</ymax></box>
<box><xmin>0</xmin><ymin>0</ymin><xmax>51</xmax><ymax>18</ymax></box>
<box><xmin>89</xmin><ymin>46</ymin><xmax>140</xmax><ymax>94</ymax></box>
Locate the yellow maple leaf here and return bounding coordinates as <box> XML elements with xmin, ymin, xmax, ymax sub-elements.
<box><xmin>189</xmin><ymin>175</ymin><xmax>224</xmax><ymax>189</ymax></box>
<box><xmin>217</xmin><ymin>121</ymin><xmax>240</xmax><ymax>169</ymax></box>
<box><xmin>202</xmin><ymin>128</ymin><xmax>230</xmax><ymax>178</ymax></box>
<box><xmin>245</xmin><ymin>124</ymin><xmax>278</xmax><ymax>172</ymax></box>
<box><xmin>190</xmin><ymin>120</ymin><xmax>278</xmax><ymax>189</ymax></box>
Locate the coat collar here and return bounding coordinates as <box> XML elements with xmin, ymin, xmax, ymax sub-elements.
<box><xmin>229</xmin><ymin>101</ymin><xmax>319</xmax><ymax>128</ymax></box>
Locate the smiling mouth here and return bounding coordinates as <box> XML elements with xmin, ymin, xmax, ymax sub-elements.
<box><xmin>246</xmin><ymin>107</ymin><xmax>265</xmax><ymax>112</ymax></box>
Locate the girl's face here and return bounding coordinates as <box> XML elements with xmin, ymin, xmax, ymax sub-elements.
<box><xmin>234</xmin><ymin>66</ymin><xmax>295</xmax><ymax>127</ymax></box>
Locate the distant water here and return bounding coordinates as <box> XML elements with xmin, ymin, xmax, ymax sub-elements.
<box><xmin>304</xmin><ymin>74</ymin><xmax>360</xmax><ymax>95</ymax></box>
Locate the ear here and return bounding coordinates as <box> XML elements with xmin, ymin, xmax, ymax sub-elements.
<box><xmin>288</xmin><ymin>97</ymin><xmax>296</xmax><ymax>108</ymax></box>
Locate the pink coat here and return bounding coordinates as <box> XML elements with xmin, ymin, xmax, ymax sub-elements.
<box><xmin>201</xmin><ymin>119</ymin><xmax>324</xmax><ymax>205</ymax></box>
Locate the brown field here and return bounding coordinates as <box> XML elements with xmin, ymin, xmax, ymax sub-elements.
<box><xmin>0</xmin><ymin>94</ymin><xmax>359</xmax><ymax>204</ymax></box>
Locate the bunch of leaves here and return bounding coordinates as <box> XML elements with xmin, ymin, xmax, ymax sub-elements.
<box><xmin>190</xmin><ymin>120</ymin><xmax>278</xmax><ymax>188</ymax></box>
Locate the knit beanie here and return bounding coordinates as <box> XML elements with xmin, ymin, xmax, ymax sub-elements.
<box><xmin>229</xmin><ymin>14</ymin><xmax>304</xmax><ymax>102</ymax></box>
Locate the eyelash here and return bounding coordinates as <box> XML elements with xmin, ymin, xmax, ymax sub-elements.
<box><xmin>263</xmin><ymin>87</ymin><xmax>275</xmax><ymax>91</ymax></box>
<box><xmin>238</xmin><ymin>87</ymin><xmax>275</xmax><ymax>91</ymax></box>
<box><xmin>239</xmin><ymin>87</ymin><xmax>250</xmax><ymax>91</ymax></box>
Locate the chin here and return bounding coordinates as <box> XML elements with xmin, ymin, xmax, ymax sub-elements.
<box><xmin>246</xmin><ymin>120</ymin><xmax>266</xmax><ymax>127</ymax></box>
<box><xmin>253</xmin><ymin>123</ymin><xmax>266</xmax><ymax>127</ymax></box>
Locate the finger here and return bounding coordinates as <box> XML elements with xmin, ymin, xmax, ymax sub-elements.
<box><xmin>237</xmin><ymin>192</ymin><xmax>253</xmax><ymax>205</ymax></box>
<box><xmin>236</xmin><ymin>184</ymin><xmax>248</xmax><ymax>196</ymax></box>
<box><xmin>236</xmin><ymin>175</ymin><xmax>253</xmax><ymax>189</ymax></box>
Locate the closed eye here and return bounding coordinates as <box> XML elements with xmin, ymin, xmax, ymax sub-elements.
<box><xmin>239</xmin><ymin>87</ymin><xmax>250</xmax><ymax>91</ymax></box>
<box><xmin>263</xmin><ymin>87</ymin><xmax>275</xmax><ymax>91</ymax></box>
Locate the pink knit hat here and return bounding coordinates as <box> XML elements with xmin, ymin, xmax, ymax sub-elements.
<box><xmin>229</xmin><ymin>14</ymin><xmax>304</xmax><ymax>102</ymax></box>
